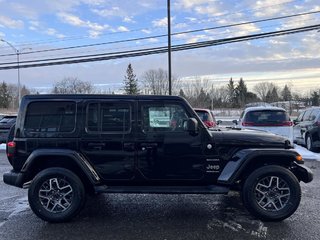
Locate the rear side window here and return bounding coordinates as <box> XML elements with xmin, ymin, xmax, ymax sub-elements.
<box><xmin>24</xmin><ymin>101</ymin><xmax>76</xmax><ymax>133</ymax></box>
<box><xmin>195</xmin><ymin>110</ymin><xmax>213</xmax><ymax>122</ymax></box>
<box><xmin>86</xmin><ymin>102</ymin><xmax>131</xmax><ymax>133</ymax></box>
<box><xmin>244</xmin><ymin>110</ymin><xmax>289</xmax><ymax>125</ymax></box>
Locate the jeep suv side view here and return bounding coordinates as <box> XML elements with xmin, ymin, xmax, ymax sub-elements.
<box><xmin>3</xmin><ymin>95</ymin><xmax>313</xmax><ymax>223</ymax></box>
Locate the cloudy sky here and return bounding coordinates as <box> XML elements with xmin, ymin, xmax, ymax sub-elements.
<box><xmin>0</xmin><ymin>0</ymin><xmax>319</xmax><ymax>94</ymax></box>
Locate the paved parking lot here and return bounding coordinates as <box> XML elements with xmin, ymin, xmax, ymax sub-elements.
<box><xmin>0</xmin><ymin>151</ymin><xmax>319</xmax><ymax>240</ymax></box>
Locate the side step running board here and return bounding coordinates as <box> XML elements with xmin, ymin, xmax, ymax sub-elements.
<box><xmin>94</xmin><ymin>185</ymin><xmax>229</xmax><ymax>194</ymax></box>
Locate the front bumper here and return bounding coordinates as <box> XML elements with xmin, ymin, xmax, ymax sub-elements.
<box><xmin>293</xmin><ymin>162</ymin><xmax>313</xmax><ymax>183</ymax></box>
<box><xmin>3</xmin><ymin>170</ymin><xmax>25</xmax><ymax>188</ymax></box>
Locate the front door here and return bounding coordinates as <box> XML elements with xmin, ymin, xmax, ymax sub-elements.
<box><xmin>80</xmin><ymin>100</ymin><xmax>135</xmax><ymax>181</ymax></box>
<box><xmin>136</xmin><ymin>101</ymin><xmax>205</xmax><ymax>181</ymax></box>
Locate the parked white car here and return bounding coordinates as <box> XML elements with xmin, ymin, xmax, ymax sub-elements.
<box><xmin>235</xmin><ymin>106</ymin><xmax>294</xmax><ymax>143</ymax></box>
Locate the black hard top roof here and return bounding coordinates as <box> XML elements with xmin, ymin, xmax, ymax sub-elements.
<box><xmin>22</xmin><ymin>94</ymin><xmax>184</xmax><ymax>101</ymax></box>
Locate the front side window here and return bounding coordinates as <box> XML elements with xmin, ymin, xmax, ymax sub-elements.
<box><xmin>25</xmin><ymin>101</ymin><xmax>76</xmax><ymax>133</ymax></box>
<box><xmin>86</xmin><ymin>102</ymin><xmax>131</xmax><ymax>133</ymax></box>
<box><xmin>142</xmin><ymin>104</ymin><xmax>189</xmax><ymax>132</ymax></box>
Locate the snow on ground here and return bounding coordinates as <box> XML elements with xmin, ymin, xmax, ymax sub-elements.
<box><xmin>0</xmin><ymin>144</ymin><xmax>5</xmax><ymax>150</ymax></box>
<box><xmin>294</xmin><ymin>144</ymin><xmax>320</xmax><ymax>161</ymax></box>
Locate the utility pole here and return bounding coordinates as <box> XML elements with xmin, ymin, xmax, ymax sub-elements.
<box><xmin>0</xmin><ymin>39</ymin><xmax>31</xmax><ymax>108</ymax></box>
<box><xmin>167</xmin><ymin>0</ymin><xmax>172</xmax><ymax>95</ymax></box>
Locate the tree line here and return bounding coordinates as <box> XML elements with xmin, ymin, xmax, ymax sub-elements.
<box><xmin>1</xmin><ymin>63</ymin><xmax>319</xmax><ymax>110</ymax></box>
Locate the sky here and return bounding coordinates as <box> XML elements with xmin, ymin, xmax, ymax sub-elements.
<box><xmin>0</xmin><ymin>0</ymin><xmax>319</xmax><ymax>95</ymax></box>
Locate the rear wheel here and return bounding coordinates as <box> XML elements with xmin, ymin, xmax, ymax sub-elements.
<box><xmin>242</xmin><ymin>165</ymin><xmax>301</xmax><ymax>221</ymax></box>
<box><xmin>306</xmin><ymin>135</ymin><xmax>316</xmax><ymax>152</ymax></box>
<box><xmin>28</xmin><ymin>167</ymin><xmax>86</xmax><ymax>223</ymax></box>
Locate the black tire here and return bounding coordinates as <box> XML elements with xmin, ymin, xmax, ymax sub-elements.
<box><xmin>242</xmin><ymin>165</ymin><xmax>301</xmax><ymax>221</ymax></box>
<box><xmin>306</xmin><ymin>134</ymin><xmax>316</xmax><ymax>152</ymax></box>
<box><xmin>28</xmin><ymin>167</ymin><xmax>86</xmax><ymax>223</ymax></box>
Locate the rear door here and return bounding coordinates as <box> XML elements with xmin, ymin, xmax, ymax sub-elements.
<box><xmin>136</xmin><ymin>100</ymin><xmax>206</xmax><ymax>182</ymax></box>
<box><xmin>80</xmin><ymin>100</ymin><xmax>136</xmax><ymax>181</ymax></box>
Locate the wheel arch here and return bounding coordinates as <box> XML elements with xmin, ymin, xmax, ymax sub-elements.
<box><xmin>21</xmin><ymin>149</ymin><xmax>100</xmax><ymax>194</ymax></box>
<box><xmin>217</xmin><ymin>149</ymin><xmax>302</xmax><ymax>185</ymax></box>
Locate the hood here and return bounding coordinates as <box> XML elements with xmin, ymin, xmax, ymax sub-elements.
<box><xmin>209</xmin><ymin>128</ymin><xmax>292</xmax><ymax>149</ymax></box>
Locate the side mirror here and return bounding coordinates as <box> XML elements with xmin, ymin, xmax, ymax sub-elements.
<box><xmin>186</xmin><ymin>118</ymin><xmax>198</xmax><ymax>133</ymax></box>
<box><xmin>217</xmin><ymin>120</ymin><xmax>222</xmax><ymax>125</ymax></box>
<box><xmin>232</xmin><ymin>120</ymin><xmax>238</xmax><ymax>125</ymax></box>
<box><xmin>293</xmin><ymin>119</ymin><xmax>298</xmax><ymax>125</ymax></box>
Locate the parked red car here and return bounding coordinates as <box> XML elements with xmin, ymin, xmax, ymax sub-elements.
<box><xmin>194</xmin><ymin>108</ymin><xmax>217</xmax><ymax>128</ymax></box>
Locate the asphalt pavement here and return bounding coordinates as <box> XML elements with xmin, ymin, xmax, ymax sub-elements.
<box><xmin>0</xmin><ymin>151</ymin><xmax>319</xmax><ymax>240</ymax></box>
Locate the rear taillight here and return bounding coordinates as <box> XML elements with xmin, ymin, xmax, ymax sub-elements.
<box><xmin>242</xmin><ymin>122</ymin><xmax>255</xmax><ymax>126</ymax></box>
<box><xmin>204</xmin><ymin>121</ymin><xmax>214</xmax><ymax>127</ymax></box>
<box><xmin>7</xmin><ymin>141</ymin><xmax>16</xmax><ymax>157</ymax></box>
<box><xmin>281</xmin><ymin>121</ymin><xmax>293</xmax><ymax>126</ymax></box>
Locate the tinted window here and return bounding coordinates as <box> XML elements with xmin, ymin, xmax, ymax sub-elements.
<box><xmin>25</xmin><ymin>101</ymin><xmax>76</xmax><ymax>132</ymax></box>
<box><xmin>302</xmin><ymin>110</ymin><xmax>312</xmax><ymax>121</ymax></box>
<box><xmin>244</xmin><ymin>110</ymin><xmax>289</xmax><ymax>124</ymax></box>
<box><xmin>142</xmin><ymin>104</ymin><xmax>189</xmax><ymax>132</ymax></box>
<box><xmin>195</xmin><ymin>110</ymin><xmax>213</xmax><ymax>122</ymax></box>
<box><xmin>0</xmin><ymin>116</ymin><xmax>16</xmax><ymax>123</ymax></box>
<box><xmin>309</xmin><ymin>109</ymin><xmax>320</xmax><ymax>121</ymax></box>
<box><xmin>86</xmin><ymin>102</ymin><xmax>131</xmax><ymax>133</ymax></box>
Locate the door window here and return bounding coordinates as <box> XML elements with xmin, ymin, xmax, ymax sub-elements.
<box><xmin>302</xmin><ymin>110</ymin><xmax>312</xmax><ymax>121</ymax></box>
<box><xmin>86</xmin><ymin>102</ymin><xmax>131</xmax><ymax>133</ymax></box>
<box><xmin>142</xmin><ymin>104</ymin><xmax>189</xmax><ymax>132</ymax></box>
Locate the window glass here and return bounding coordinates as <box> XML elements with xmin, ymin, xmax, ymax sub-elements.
<box><xmin>142</xmin><ymin>104</ymin><xmax>189</xmax><ymax>132</ymax></box>
<box><xmin>309</xmin><ymin>109</ymin><xmax>320</xmax><ymax>121</ymax></box>
<box><xmin>244</xmin><ymin>110</ymin><xmax>289</xmax><ymax>124</ymax></box>
<box><xmin>296</xmin><ymin>111</ymin><xmax>305</xmax><ymax>122</ymax></box>
<box><xmin>25</xmin><ymin>101</ymin><xmax>76</xmax><ymax>132</ymax></box>
<box><xmin>302</xmin><ymin>110</ymin><xmax>312</xmax><ymax>121</ymax></box>
<box><xmin>86</xmin><ymin>102</ymin><xmax>131</xmax><ymax>133</ymax></box>
<box><xmin>195</xmin><ymin>110</ymin><xmax>213</xmax><ymax>122</ymax></box>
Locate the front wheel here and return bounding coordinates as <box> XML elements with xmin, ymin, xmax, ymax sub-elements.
<box><xmin>28</xmin><ymin>168</ymin><xmax>86</xmax><ymax>223</ymax></box>
<box><xmin>242</xmin><ymin>165</ymin><xmax>301</xmax><ymax>221</ymax></box>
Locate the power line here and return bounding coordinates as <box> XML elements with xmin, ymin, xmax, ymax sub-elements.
<box><xmin>0</xmin><ymin>24</ymin><xmax>319</xmax><ymax>70</ymax></box>
<box><xmin>1</xmin><ymin>9</ymin><xmax>319</xmax><ymax>58</ymax></box>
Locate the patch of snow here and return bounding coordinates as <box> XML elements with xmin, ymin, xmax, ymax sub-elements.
<box><xmin>294</xmin><ymin>144</ymin><xmax>320</xmax><ymax>161</ymax></box>
<box><xmin>8</xmin><ymin>196</ymin><xmax>29</xmax><ymax>218</ymax></box>
<box><xmin>0</xmin><ymin>144</ymin><xmax>6</xmax><ymax>150</ymax></box>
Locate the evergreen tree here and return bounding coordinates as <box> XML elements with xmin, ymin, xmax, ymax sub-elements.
<box><xmin>123</xmin><ymin>63</ymin><xmax>139</xmax><ymax>95</ymax></box>
<box><xmin>235</xmin><ymin>78</ymin><xmax>248</xmax><ymax>107</ymax></box>
<box><xmin>311</xmin><ymin>91</ymin><xmax>320</xmax><ymax>106</ymax></box>
<box><xmin>227</xmin><ymin>78</ymin><xmax>237</xmax><ymax>107</ymax></box>
<box><xmin>281</xmin><ymin>84</ymin><xmax>292</xmax><ymax>101</ymax></box>
<box><xmin>0</xmin><ymin>82</ymin><xmax>10</xmax><ymax>108</ymax></box>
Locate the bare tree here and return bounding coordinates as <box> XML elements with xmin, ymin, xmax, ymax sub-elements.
<box><xmin>142</xmin><ymin>68</ymin><xmax>179</xmax><ymax>95</ymax></box>
<box><xmin>52</xmin><ymin>77</ymin><xmax>94</xmax><ymax>94</ymax></box>
<box><xmin>253</xmin><ymin>82</ymin><xmax>277</xmax><ymax>102</ymax></box>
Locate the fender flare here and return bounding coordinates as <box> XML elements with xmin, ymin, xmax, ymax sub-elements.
<box><xmin>18</xmin><ymin>149</ymin><xmax>101</xmax><ymax>186</ymax></box>
<box><xmin>217</xmin><ymin>148</ymin><xmax>301</xmax><ymax>185</ymax></box>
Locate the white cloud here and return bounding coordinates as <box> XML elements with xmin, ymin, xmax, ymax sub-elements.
<box><xmin>45</xmin><ymin>28</ymin><xmax>66</xmax><ymax>38</ymax></box>
<box><xmin>152</xmin><ymin>16</ymin><xmax>175</xmax><ymax>28</ymax></box>
<box><xmin>147</xmin><ymin>38</ymin><xmax>159</xmax><ymax>43</ymax></box>
<box><xmin>254</xmin><ymin>0</ymin><xmax>289</xmax><ymax>17</ymax></box>
<box><xmin>0</xmin><ymin>15</ymin><xmax>24</xmax><ymax>29</ymax></box>
<box><xmin>92</xmin><ymin>7</ymin><xmax>123</xmax><ymax>18</ymax></box>
<box><xmin>123</xmin><ymin>16</ymin><xmax>135</xmax><ymax>23</ymax></box>
<box><xmin>117</xmin><ymin>26</ymin><xmax>129</xmax><ymax>32</ymax></box>
<box><xmin>141</xmin><ymin>29</ymin><xmax>152</xmax><ymax>34</ymax></box>
<box><xmin>58</xmin><ymin>12</ymin><xmax>109</xmax><ymax>36</ymax></box>
<box><xmin>177</xmin><ymin>0</ymin><xmax>213</xmax><ymax>9</ymax></box>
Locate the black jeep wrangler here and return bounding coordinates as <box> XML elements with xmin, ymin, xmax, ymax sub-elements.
<box><xmin>3</xmin><ymin>94</ymin><xmax>313</xmax><ymax>223</ymax></box>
